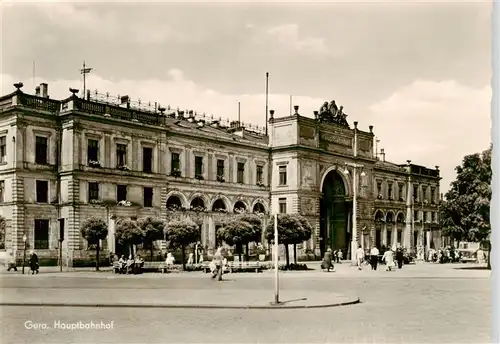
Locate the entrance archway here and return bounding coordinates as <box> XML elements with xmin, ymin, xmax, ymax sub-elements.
<box><xmin>320</xmin><ymin>170</ymin><xmax>349</xmax><ymax>257</ymax></box>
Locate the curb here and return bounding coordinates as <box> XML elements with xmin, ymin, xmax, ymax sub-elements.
<box><xmin>0</xmin><ymin>298</ymin><xmax>360</xmax><ymax>310</ymax></box>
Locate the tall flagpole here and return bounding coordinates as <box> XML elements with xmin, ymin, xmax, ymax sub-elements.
<box><xmin>289</xmin><ymin>95</ymin><xmax>292</xmax><ymax>116</ymax></box>
<box><xmin>265</xmin><ymin>72</ymin><xmax>269</xmax><ymax>136</ymax></box>
<box><xmin>80</xmin><ymin>61</ymin><xmax>93</xmax><ymax>99</ymax></box>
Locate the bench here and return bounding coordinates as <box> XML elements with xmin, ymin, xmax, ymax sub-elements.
<box><xmin>228</xmin><ymin>261</ymin><xmax>262</xmax><ymax>273</ymax></box>
<box><xmin>113</xmin><ymin>261</ymin><xmax>169</xmax><ymax>273</ymax></box>
<box><xmin>200</xmin><ymin>262</ymin><xmax>230</xmax><ymax>274</ymax></box>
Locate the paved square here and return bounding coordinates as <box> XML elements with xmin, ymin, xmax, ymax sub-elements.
<box><xmin>0</xmin><ymin>263</ymin><xmax>491</xmax><ymax>343</ymax></box>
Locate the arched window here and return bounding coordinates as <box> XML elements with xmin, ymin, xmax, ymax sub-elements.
<box><xmin>166</xmin><ymin>196</ymin><xmax>182</xmax><ymax>211</ymax></box>
<box><xmin>190</xmin><ymin>197</ymin><xmax>205</xmax><ymax>210</ymax></box>
<box><xmin>233</xmin><ymin>201</ymin><xmax>247</xmax><ymax>213</ymax></box>
<box><xmin>212</xmin><ymin>199</ymin><xmax>226</xmax><ymax>212</ymax></box>
<box><xmin>253</xmin><ymin>202</ymin><xmax>265</xmax><ymax>214</ymax></box>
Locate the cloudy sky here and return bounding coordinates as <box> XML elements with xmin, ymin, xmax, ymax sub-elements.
<box><xmin>0</xmin><ymin>0</ymin><xmax>492</xmax><ymax>192</ymax></box>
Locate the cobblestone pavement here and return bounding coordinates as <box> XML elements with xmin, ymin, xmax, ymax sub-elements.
<box><xmin>0</xmin><ymin>262</ymin><xmax>491</xmax><ymax>344</ymax></box>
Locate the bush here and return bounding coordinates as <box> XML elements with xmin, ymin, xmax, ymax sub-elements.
<box><xmin>278</xmin><ymin>263</ymin><xmax>310</xmax><ymax>271</ymax></box>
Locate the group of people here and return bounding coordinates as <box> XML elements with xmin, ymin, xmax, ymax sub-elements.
<box><xmin>112</xmin><ymin>254</ymin><xmax>144</xmax><ymax>274</ymax></box>
<box><xmin>426</xmin><ymin>247</ymin><xmax>463</xmax><ymax>263</ymax></box>
<box><xmin>356</xmin><ymin>245</ymin><xmax>406</xmax><ymax>271</ymax></box>
<box><xmin>5</xmin><ymin>250</ymin><xmax>39</xmax><ymax>274</ymax></box>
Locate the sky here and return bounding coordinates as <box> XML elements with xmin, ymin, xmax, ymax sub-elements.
<box><xmin>0</xmin><ymin>0</ymin><xmax>493</xmax><ymax>192</ymax></box>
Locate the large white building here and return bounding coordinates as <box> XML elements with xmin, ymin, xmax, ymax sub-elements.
<box><xmin>0</xmin><ymin>82</ymin><xmax>442</xmax><ymax>265</ymax></box>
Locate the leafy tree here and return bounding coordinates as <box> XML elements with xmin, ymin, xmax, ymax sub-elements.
<box><xmin>217</xmin><ymin>219</ymin><xmax>254</xmax><ymax>262</ymax></box>
<box><xmin>235</xmin><ymin>213</ymin><xmax>263</xmax><ymax>260</ymax></box>
<box><xmin>138</xmin><ymin>217</ymin><xmax>165</xmax><ymax>261</ymax></box>
<box><xmin>440</xmin><ymin>145</ymin><xmax>492</xmax><ymax>268</ymax></box>
<box><xmin>165</xmin><ymin>218</ymin><xmax>200</xmax><ymax>270</ymax></box>
<box><xmin>115</xmin><ymin>219</ymin><xmax>145</xmax><ymax>259</ymax></box>
<box><xmin>80</xmin><ymin>217</ymin><xmax>108</xmax><ymax>271</ymax></box>
<box><xmin>294</xmin><ymin>215</ymin><xmax>313</xmax><ymax>264</ymax></box>
<box><xmin>265</xmin><ymin>213</ymin><xmax>312</xmax><ymax>266</ymax></box>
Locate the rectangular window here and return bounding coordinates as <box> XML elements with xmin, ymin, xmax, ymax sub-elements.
<box><xmin>216</xmin><ymin>159</ymin><xmax>225</xmax><ymax>179</ymax></box>
<box><xmin>36</xmin><ymin>180</ymin><xmax>48</xmax><ymax>203</ymax></box>
<box><xmin>256</xmin><ymin>165</ymin><xmax>263</xmax><ymax>184</ymax></box>
<box><xmin>87</xmin><ymin>139</ymin><xmax>99</xmax><ymax>163</ymax></box>
<box><xmin>34</xmin><ymin>219</ymin><xmax>49</xmax><ymax>250</ymax></box>
<box><xmin>88</xmin><ymin>182</ymin><xmax>99</xmax><ymax>201</ymax></box>
<box><xmin>422</xmin><ymin>186</ymin><xmax>428</xmax><ymax>201</ymax></box>
<box><xmin>431</xmin><ymin>212</ymin><xmax>436</xmax><ymax>223</ymax></box>
<box><xmin>413</xmin><ymin>185</ymin><xmax>419</xmax><ymax>201</ymax></box>
<box><xmin>237</xmin><ymin>162</ymin><xmax>245</xmax><ymax>184</ymax></box>
<box><xmin>278</xmin><ymin>198</ymin><xmax>287</xmax><ymax>214</ymax></box>
<box><xmin>143</xmin><ymin>147</ymin><xmax>153</xmax><ymax>173</ymax></box>
<box><xmin>414</xmin><ymin>210</ymin><xmax>418</xmax><ymax>221</ymax></box>
<box><xmin>0</xmin><ymin>136</ymin><xmax>6</xmax><ymax>163</ymax></box>
<box><xmin>388</xmin><ymin>183</ymin><xmax>393</xmax><ymax>199</ymax></box>
<box><xmin>116</xmin><ymin>144</ymin><xmax>127</xmax><ymax>167</ymax></box>
<box><xmin>195</xmin><ymin>156</ymin><xmax>203</xmax><ymax>177</ymax></box>
<box><xmin>117</xmin><ymin>185</ymin><xmax>127</xmax><ymax>202</ymax></box>
<box><xmin>398</xmin><ymin>183</ymin><xmax>404</xmax><ymax>200</ymax></box>
<box><xmin>431</xmin><ymin>187</ymin><xmax>436</xmax><ymax>203</ymax></box>
<box><xmin>143</xmin><ymin>187</ymin><xmax>153</xmax><ymax>207</ymax></box>
<box><xmin>279</xmin><ymin>165</ymin><xmax>287</xmax><ymax>186</ymax></box>
<box><xmin>35</xmin><ymin>136</ymin><xmax>48</xmax><ymax>164</ymax></box>
<box><xmin>0</xmin><ymin>180</ymin><xmax>4</xmax><ymax>202</ymax></box>
<box><xmin>171</xmin><ymin>152</ymin><xmax>180</xmax><ymax>172</ymax></box>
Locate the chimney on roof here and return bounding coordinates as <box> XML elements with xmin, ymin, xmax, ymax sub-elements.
<box><xmin>40</xmin><ymin>83</ymin><xmax>48</xmax><ymax>98</ymax></box>
<box><xmin>35</xmin><ymin>86</ymin><xmax>41</xmax><ymax>97</ymax></box>
<box><xmin>380</xmin><ymin>148</ymin><xmax>386</xmax><ymax>162</ymax></box>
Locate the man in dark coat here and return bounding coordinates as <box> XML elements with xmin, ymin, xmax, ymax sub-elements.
<box><xmin>395</xmin><ymin>246</ymin><xmax>404</xmax><ymax>269</ymax></box>
<box><xmin>29</xmin><ymin>251</ymin><xmax>39</xmax><ymax>274</ymax></box>
<box><xmin>322</xmin><ymin>248</ymin><xmax>334</xmax><ymax>272</ymax></box>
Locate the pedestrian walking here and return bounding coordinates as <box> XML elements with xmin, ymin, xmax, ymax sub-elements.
<box><xmin>322</xmin><ymin>248</ymin><xmax>334</xmax><ymax>272</ymax></box>
<box><xmin>29</xmin><ymin>251</ymin><xmax>39</xmax><ymax>274</ymax></box>
<box><xmin>370</xmin><ymin>245</ymin><xmax>379</xmax><ymax>270</ymax></box>
<box><xmin>6</xmin><ymin>251</ymin><xmax>17</xmax><ymax>272</ymax></box>
<box><xmin>338</xmin><ymin>249</ymin><xmax>343</xmax><ymax>263</ymax></box>
<box><xmin>395</xmin><ymin>245</ymin><xmax>404</xmax><ymax>269</ymax></box>
<box><xmin>383</xmin><ymin>247</ymin><xmax>395</xmax><ymax>271</ymax></box>
<box><xmin>211</xmin><ymin>247</ymin><xmax>224</xmax><ymax>281</ymax></box>
<box><xmin>356</xmin><ymin>245</ymin><xmax>364</xmax><ymax>270</ymax></box>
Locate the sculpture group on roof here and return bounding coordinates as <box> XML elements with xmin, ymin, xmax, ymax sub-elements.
<box><xmin>317</xmin><ymin>100</ymin><xmax>349</xmax><ymax>127</ymax></box>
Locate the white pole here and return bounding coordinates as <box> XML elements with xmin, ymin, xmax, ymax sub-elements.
<box><xmin>351</xmin><ymin>122</ymin><xmax>359</xmax><ymax>264</ymax></box>
<box><xmin>274</xmin><ymin>213</ymin><xmax>279</xmax><ymax>304</ymax></box>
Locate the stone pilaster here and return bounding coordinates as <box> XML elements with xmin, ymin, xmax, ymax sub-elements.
<box><xmin>404</xmin><ymin>176</ymin><xmax>412</xmax><ymax>249</ymax></box>
<box><xmin>11</xmin><ymin>176</ymin><xmax>25</xmax><ymax>258</ymax></box>
<box><xmin>160</xmin><ymin>186</ymin><xmax>168</xmax><ymax>252</ymax></box>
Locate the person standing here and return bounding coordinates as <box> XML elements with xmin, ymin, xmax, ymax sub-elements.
<box><xmin>29</xmin><ymin>251</ymin><xmax>39</xmax><ymax>275</ymax></box>
<box><xmin>395</xmin><ymin>245</ymin><xmax>404</xmax><ymax>269</ymax></box>
<box><xmin>212</xmin><ymin>247</ymin><xmax>224</xmax><ymax>281</ymax></box>
<box><xmin>338</xmin><ymin>249</ymin><xmax>343</xmax><ymax>263</ymax></box>
<box><xmin>370</xmin><ymin>246</ymin><xmax>379</xmax><ymax>270</ymax></box>
<box><xmin>383</xmin><ymin>247</ymin><xmax>395</xmax><ymax>271</ymax></box>
<box><xmin>356</xmin><ymin>245</ymin><xmax>365</xmax><ymax>270</ymax></box>
<box><xmin>322</xmin><ymin>248</ymin><xmax>334</xmax><ymax>272</ymax></box>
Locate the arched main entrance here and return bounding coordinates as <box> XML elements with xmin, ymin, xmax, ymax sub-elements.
<box><xmin>320</xmin><ymin>170</ymin><xmax>349</xmax><ymax>257</ymax></box>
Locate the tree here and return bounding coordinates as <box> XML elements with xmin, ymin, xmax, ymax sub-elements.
<box><xmin>235</xmin><ymin>213</ymin><xmax>263</xmax><ymax>260</ymax></box>
<box><xmin>265</xmin><ymin>213</ymin><xmax>312</xmax><ymax>266</ymax></box>
<box><xmin>165</xmin><ymin>218</ymin><xmax>200</xmax><ymax>270</ymax></box>
<box><xmin>440</xmin><ymin>145</ymin><xmax>492</xmax><ymax>268</ymax></box>
<box><xmin>138</xmin><ymin>217</ymin><xmax>165</xmax><ymax>261</ymax></box>
<box><xmin>294</xmin><ymin>215</ymin><xmax>313</xmax><ymax>264</ymax></box>
<box><xmin>115</xmin><ymin>219</ymin><xmax>145</xmax><ymax>258</ymax></box>
<box><xmin>217</xmin><ymin>219</ymin><xmax>254</xmax><ymax>262</ymax></box>
<box><xmin>80</xmin><ymin>217</ymin><xmax>108</xmax><ymax>271</ymax></box>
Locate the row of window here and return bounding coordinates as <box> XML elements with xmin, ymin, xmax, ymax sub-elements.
<box><xmin>88</xmin><ymin>183</ymin><xmax>154</xmax><ymax>207</ymax></box>
<box><xmin>376</xmin><ymin>180</ymin><xmax>437</xmax><ymax>203</ymax></box>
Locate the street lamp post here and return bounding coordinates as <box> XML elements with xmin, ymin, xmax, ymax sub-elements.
<box><xmin>22</xmin><ymin>234</ymin><xmax>27</xmax><ymax>274</ymax></box>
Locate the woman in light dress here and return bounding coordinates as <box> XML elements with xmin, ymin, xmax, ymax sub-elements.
<box><xmin>383</xmin><ymin>247</ymin><xmax>395</xmax><ymax>271</ymax></box>
<box><xmin>165</xmin><ymin>252</ymin><xmax>175</xmax><ymax>266</ymax></box>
